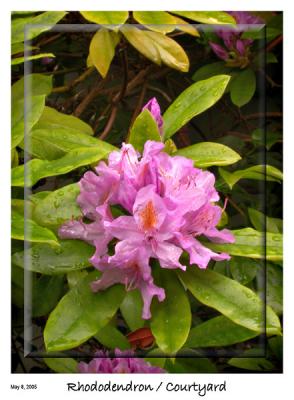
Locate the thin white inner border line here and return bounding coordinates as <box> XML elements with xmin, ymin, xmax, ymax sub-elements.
<box><xmin>23</xmin><ymin>22</ymin><xmax>268</xmax><ymax>359</ymax></box>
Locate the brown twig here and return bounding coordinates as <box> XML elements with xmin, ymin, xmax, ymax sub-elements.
<box><xmin>73</xmin><ymin>77</ymin><xmax>106</xmax><ymax>117</ymax></box>
<box><xmin>146</xmin><ymin>84</ymin><xmax>172</xmax><ymax>103</ymax></box>
<box><xmin>244</xmin><ymin>112</ymin><xmax>282</xmax><ymax>120</ymax></box>
<box><xmin>98</xmin><ymin>106</ymin><xmax>119</xmax><ymax>140</ymax></box>
<box><xmin>266</xmin><ymin>35</ymin><xmax>283</xmax><ymax>53</ymax></box>
<box><xmin>227</xmin><ymin>196</ymin><xmax>246</xmax><ymax>217</ymax></box>
<box><xmin>52</xmin><ymin>66</ymin><xmax>96</xmax><ymax>93</ymax></box>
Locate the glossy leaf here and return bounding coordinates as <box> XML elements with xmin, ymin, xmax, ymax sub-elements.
<box><xmin>265</xmin><ymin>263</ymin><xmax>283</xmax><ymax>316</ymax></box>
<box><xmin>120</xmin><ymin>290</ymin><xmax>145</xmax><ymax>331</ymax></box>
<box><xmin>12</xmin><ymin>74</ymin><xmax>53</xmax><ymax>99</ymax></box>
<box><xmin>67</xmin><ymin>270</ymin><xmax>88</xmax><ymax>289</ymax></box>
<box><xmin>177</xmin><ymin>267</ymin><xmax>281</xmax><ymax>335</ymax></box>
<box><xmin>32</xmin><ymin>275</ymin><xmax>64</xmax><ymax>317</ymax></box>
<box><xmin>173</xmin><ymin>16</ymin><xmax>200</xmax><ymax>37</ymax></box>
<box><xmin>34</xmin><ymin>184</ymin><xmax>81</xmax><ymax>228</ymax></box>
<box><xmin>26</xmin><ymin>128</ymin><xmax>107</xmax><ymax>160</ymax></box>
<box><xmin>163</xmin><ymin>75</ymin><xmax>230</xmax><ymax>139</ymax></box>
<box><xmin>11</xmin><ymin>146</ymin><xmax>114</xmax><ymax>187</ymax></box>
<box><xmin>133</xmin><ymin>11</ymin><xmax>177</xmax><ymax>33</ymax></box>
<box><xmin>11</xmin><ymin>53</ymin><xmax>55</xmax><ymax>65</ymax></box>
<box><xmin>151</xmin><ymin>269</ymin><xmax>191</xmax><ymax>354</ymax></box>
<box><xmin>230</xmin><ymin>68</ymin><xmax>256</xmax><ymax>107</ymax></box>
<box><xmin>80</xmin><ymin>11</ymin><xmax>129</xmax><ymax>26</ymax></box>
<box><xmin>35</xmin><ymin>106</ymin><xmax>93</xmax><ymax>135</ymax></box>
<box><xmin>12</xmin><ymin>95</ymin><xmax>45</xmax><ymax>149</ymax></box>
<box><xmin>44</xmin><ymin>358</ymin><xmax>78</xmax><ymax>373</ymax></box>
<box><xmin>12</xmin><ymin>240</ymin><xmax>94</xmax><ymax>275</ymax></box>
<box><xmin>121</xmin><ymin>26</ymin><xmax>160</xmax><ymax>65</ymax></box>
<box><xmin>248</xmin><ymin>208</ymin><xmax>282</xmax><ymax>233</ymax></box>
<box><xmin>172</xmin><ymin>11</ymin><xmax>236</xmax><ymax>24</ymax></box>
<box><xmin>186</xmin><ymin>316</ymin><xmax>258</xmax><ymax>348</ymax></box>
<box><xmin>229</xmin><ymin>257</ymin><xmax>259</xmax><ymax>285</ymax></box>
<box><xmin>128</xmin><ymin>109</ymin><xmax>161</xmax><ymax>153</ymax></box>
<box><xmin>143</xmin><ymin>30</ymin><xmax>189</xmax><ymax>72</ymax></box>
<box><xmin>11</xmin><ymin>12</ymin><xmax>67</xmax><ymax>44</ymax></box>
<box><xmin>89</xmin><ymin>29</ymin><xmax>120</xmax><ymax>78</ymax></box>
<box><xmin>204</xmin><ymin>228</ymin><xmax>283</xmax><ymax>261</ymax></box>
<box><xmin>192</xmin><ymin>61</ymin><xmax>232</xmax><ymax>82</ymax></box>
<box><xmin>175</xmin><ymin>142</ymin><xmax>241</xmax><ymax>168</ymax></box>
<box><xmin>11</xmin><ymin>210</ymin><xmax>59</xmax><ymax>246</ymax></box>
<box><xmin>219</xmin><ymin>164</ymin><xmax>283</xmax><ymax>189</ymax></box>
<box><xmin>44</xmin><ymin>271</ymin><xmax>125</xmax><ymax>352</ymax></box>
<box><xmin>145</xmin><ymin>349</ymin><xmax>166</xmax><ymax>368</ymax></box>
<box><xmin>121</xmin><ymin>26</ymin><xmax>189</xmax><ymax>72</ymax></box>
<box><xmin>95</xmin><ymin>324</ymin><xmax>131</xmax><ymax>350</ymax></box>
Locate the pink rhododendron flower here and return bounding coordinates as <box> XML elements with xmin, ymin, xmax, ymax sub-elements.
<box><xmin>142</xmin><ymin>97</ymin><xmax>163</xmax><ymax>134</ymax></box>
<box><xmin>78</xmin><ymin>349</ymin><xmax>165</xmax><ymax>373</ymax></box>
<box><xmin>59</xmin><ymin>99</ymin><xmax>234</xmax><ymax>320</ymax></box>
<box><xmin>209</xmin><ymin>11</ymin><xmax>263</xmax><ymax>68</ymax></box>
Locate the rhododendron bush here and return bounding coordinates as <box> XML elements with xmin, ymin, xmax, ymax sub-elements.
<box><xmin>11</xmin><ymin>11</ymin><xmax>283</xmax><ymax>374</ymax></box>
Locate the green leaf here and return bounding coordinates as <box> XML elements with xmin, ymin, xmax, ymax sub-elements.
<box><xmin>89</xmin><ymin>29</ymin><xmax>120</xmax><ymax>78</ymax></box>
<box><xmin>165</xmin><ymin>349</ymin><xmax>217</xmax><ymax>373</ymax></box>
<box><xmin>12</xmin><ymin>74</ymin><xmax>53</xmax><ymax>99</ymax></box>
<box><xmin>12</xmin><ymin>12</ymin><xmax>66</xmax><ymax>44</ymax></box>
<box><xmin>251</xmin><ymin>128</ymin><xmax>281</xmax><ymax>150</ymax></box>
<box><xmin>192</xmin><ymin>62</ymin><xmax>232</xmax><ymax>82</ymax></box>
<box><xmin>12</xmin><ymin>240</ymin><xmax>94</xmax><ymax>275</ymax></box>
<box><xmin>230</xmin><ymin>68</ymin><xmax>256</xmax><ymax>107</ymax></box>
<box><xmin>32</xmin><ymin>275</ymin><xmax>64</xmax><ymax>317</ymax></box>
<box><xmin>11</xmin><ymin>210</ymin><xmax>59</xmax><ymax>246</ymax></box>
<box><xmin>186</xmin><ymin>316</ymin><xmax>258</xmax><ymax>348</ymax></box>
<box><xmin>242</xmin><ymin>27</ymin><xmax>280</xmax><ymax>41</ymax></box>
<box><xmin>33</xmin><ymin>184</ymin><xmax>81</xmax><ymax>228</ymax></box>
<box><xmin>80</xmin><ymin>11</ymin><xmax>129</xmax><ymax>26</ymax></box>
<box><xmin>133</xmin><ymin>11</ymin><xmax>177</xmax><ymax>33</ymax></box>
<box><xmin>264</xmin><ymin>263</ymin><xmax>283</xmax><ymax>316</ymax></box>
<box><xmin>44</xmin><ymin>271</ymin><xmax>125</xmax><ymax>352</ymax></box>
<box><xmin>171</xmin><ymin>11</ymin><xmax>236</xmax><ymax>24</ymax></box>
<box><xmin>44</xmin><ymin>358</ymin><xmax>78</xmax><ymax>373</ymax></box>
<box><xmin>128</xmin><ymin>109</ymin><xmax>161</xmax><ymax>153</ymax></box>
<box><xmin>12</xmin><ymin>95</ymin><xmax>45</xmax><ymax>149</ymax></box>
<box><xmin>229</xmin><ymin>257</ymin><xmax>259</xmax><ymax>285</ymax></box>
<box><xmin>175</xmin><ymin>142</ymin><xmax>241</xmax><ymax>168</ymax></box>
<box><xmin>26</xmin><ymin>128</ymin><xmax>107</xmax><ymax>160</ymax></box>
<box><xmin>121</xmin><ymin>26</ymin><xmax>189</xmax><ymax>72</ymax></box>
<box><xmin>219</xmin><ymin>164</ymin><xmax>283</xmax><ymax>189</ymax></box>
<box><xmin>268</xmin><ymin>336</ymin><xmax>282</xmax><ymax>360</ymax></box>
<box><xmin>120</xmin><ymin>290</ymin><xmax>145</xmax><ymax>331</ymax></box>
<box><xmin>248</xmin><ymin>208</ymin><xmax>282</xmax><ymax>233</ymax></box>
<box><xmin>150</xmin><ymin>269</ymin><xmax>191</xmax><ymax>354</ymax></box>
<box><xmin>95</xmin><ymin>323</ymin><xmax>131</xmax><ymax>350</ymax></box>
<box><xmin>228</xmin><ymin>349</ymin><xmax>274</xmax><ymax>371</ymax></box>
<box><xmin>35</xmin><ymin>106</ymin><xmax>94</xmax><ymax>135</ymax></box>
<box><xmin>11</xmin><ymin>146</ymin><xmax>114</xmax><ymax>187</ymax></box>
<box><xmin>204</xmin><ymin>228</ymin><xmax>283</xmax><ymax>261</ymax></box>
<box><xmin>163</xmin><ymin>75</ymin><xmax>230</xmax><ymax>139</ymax></box>
<box><xmin>11</xmin><ymin>53</ymin><xmax>55</xmax><ymax>65</ymax></box>
<box><xmin>67</xmin><ymin>270</ymin><xmax>88</xmax><ymax>289</ymax></box>
<box><xmin>177</xmin><ymin>267</ymin><xmax>281</xmax><ymax>335</ymax></box>
<box><xmin>145</xmin><ymin>349</ymin><xmax>166</xmax><ymax>368</ymax></box>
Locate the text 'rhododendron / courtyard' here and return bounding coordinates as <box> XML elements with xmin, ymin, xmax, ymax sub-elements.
<box><xmin>59</xmin><ymin>101</ymin><xmax>234</xmax><ymax>320</ymax></box>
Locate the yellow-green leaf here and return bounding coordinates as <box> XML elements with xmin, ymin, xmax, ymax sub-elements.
<box><xmin>172</xmin><ymin>11</ymin><xmax>236</xmax><ymax>25</ymax></box>
<box><xmin>128</xmin><ymin>109</ymin><xmax>161</xmax><ymax>153</ymax></box>
<box><xmin>80</xmin><ymin>11</ymin><xmax>129</xmax><ymax>27</ymax></box>
<box><xmin>89</xmin><ymin>29</ymin><xmax>120</xmax><ymax>78</ymax></box>
<box><xmin>133</xmin><ymin>11</ymin><xmax>177</xmax><ymax>33</ymax></box>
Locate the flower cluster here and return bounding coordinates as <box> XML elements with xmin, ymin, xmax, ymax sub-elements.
<box><xmin>78</xmin><ymin>349</ymin><xmax>164</xmax><ymax>373</ymax></box>
<box><xmin>209</xmin><ymin>11</ymin><xmax>263</xmax><ymax>68</ymax></box>
<box><xmin>59</xmin><ymin>98</ymin><xmax>234</xmax><ymax>320</ymax></box>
